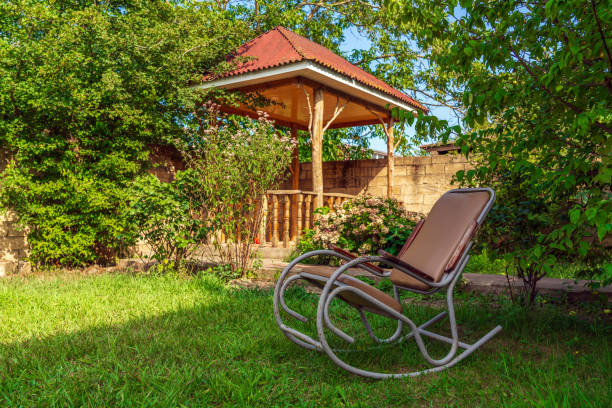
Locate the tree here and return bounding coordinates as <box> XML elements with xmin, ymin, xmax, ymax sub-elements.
<box><xmin>0</xmin><ymin>0</ymin><xmax>251</xmax><ymax>266</ymax></box>
<box><xmin>390</xmin><ymin>0</ymin><xmax>612</xmax><ymax>302</ymax></box>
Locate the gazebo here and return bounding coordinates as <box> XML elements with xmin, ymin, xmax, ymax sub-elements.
<box><xmin>196</xmin><ymin>26</ymin><xmax>428</xmax><ymax>211</ymax></box>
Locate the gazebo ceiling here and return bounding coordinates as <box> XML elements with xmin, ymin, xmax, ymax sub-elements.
<box><xmin>196</xmin><ymin>26</ymin><xmax>427</xmax><ymax>129</ymax></box>
<box><xmin>217</xmin><ymin>75</ymin><xmax>395</xmax><ymax>130</ymax></box>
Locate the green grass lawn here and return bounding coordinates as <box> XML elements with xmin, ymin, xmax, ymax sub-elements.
<box><xmin>0</xmin><ymin>272</ymin><xmax>610</xmax><ymax>407</ymax></box>
<box><xmin>464</xmin><ymin>252</ymin><xmax>602</xmax><ymax>280</ymax></box>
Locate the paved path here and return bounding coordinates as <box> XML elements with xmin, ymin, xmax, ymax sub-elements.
<box><xmin>231</xmin><ymin>260</ymin><xmax>612</xmax><ymax>302</ymax></box>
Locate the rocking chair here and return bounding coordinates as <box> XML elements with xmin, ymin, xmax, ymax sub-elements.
<box><xmin>273</xmin><ymin>188</ymin><xmax>501</xmax><ymax>378</ymax></box>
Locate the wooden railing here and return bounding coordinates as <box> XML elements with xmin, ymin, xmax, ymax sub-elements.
<box><xmin>260</xmin><ymin>190</ymin><xmax>356</xmax><ymax>248</ymax></box>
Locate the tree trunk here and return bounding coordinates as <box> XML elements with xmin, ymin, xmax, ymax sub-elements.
<box><xmin>312</xmin><ymin>88</ymin><xmax>324</xmax><ymax>210</ymax></box>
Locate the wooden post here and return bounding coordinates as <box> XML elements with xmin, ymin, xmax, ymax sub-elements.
<box><xmin>272</xmin><ymin>195</ymin><xmax>279</xmax><ymax>247</ymax></box>
<box><xmin>312</xmin><ymin>88</ymin><xmax>324</xmax><ymax>210</ymax></box>
<box><xmin>290</xmin><ymin>125</ymin><xmax>299</xmax><ymax>241</ymax></box>
<box><xmin>304</xmin><ymin>195</ymin><xmax>312</xmax><ymax>230</ymax></box>
<box><xmin>386</xmin><ymin>118</ymin><xmax>394</xmax><ymax>199</ymax></box>
<box><xmin>259</xmin><ymin>194</ymin><xmax>268</xmax><ymax>245</ymax></box>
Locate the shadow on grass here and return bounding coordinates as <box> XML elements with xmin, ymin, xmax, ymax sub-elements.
<box><xmin>0</xmin><ymin>281</ymin><xmax>610</xmax><ymax>407</ymax></box>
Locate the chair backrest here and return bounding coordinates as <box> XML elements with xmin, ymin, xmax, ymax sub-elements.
<box><xmin>399</xmin><ymin>188</ymin><xmax>494</xmax><ymax>283</ymax></box>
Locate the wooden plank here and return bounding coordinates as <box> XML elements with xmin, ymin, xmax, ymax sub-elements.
<box><xmin>259</xmin><ymin>195</ymin><xmax>268</xmax><ymax>244</ymax></box>
<box><xmin>218</xmin><ymin>105</ymin><xmax>308</xmax><ymax>130</ymax></box>
<box><xmin>291</xmin><ymin>125</ymin><xmax>299</xmax><ymax>241</ymax></box>
<box><xmin>291</xmin><ymin>125</ymin><xmax>299</xmax><ymax>189</ymax></box>
<box><xmin>296</xmin><ymin>193</ymin><xmax>303</xmax><ymax>243</ymax></box>
<box><xmin>304</xmin><ymin>195</ymin><xmax>312</xmax><ymax>230</ymax></box>
<box><xmin>296</xmin><ymin>76</ymin><xmax>392</xmax><ymax>117</ymax></box>
<box><xmin>266</xmin><ymin>190</ymin><xmax>355</xmax><ymax>199</ymax></box>
<box><xmin>266</xmin><ymin>189</ymin><xmax>302</xmax><ymax>195</ymax></box>
<box><xmin>231</xmin><ymin>77</ymin><xmax>301</xmax><ymax>94</ymax></box>
<box><xmin>326</xmin><ymin>118</ymin><xmax>391</xmax><ymax>129</ymax></box>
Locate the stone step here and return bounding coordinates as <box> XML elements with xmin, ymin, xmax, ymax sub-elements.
<box><xmin>255</xmin><ymin>246</ymin><xmax>294</xmax><ymax>262</ymax></box>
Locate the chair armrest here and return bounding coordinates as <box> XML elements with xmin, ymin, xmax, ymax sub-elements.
<box><xmin>377</xmin><ymin>250</ymin><xmax>433</xmax><ymax>281</ymax></box>
<box><xmin>329</xmin><ymin>245</ymin><xmax>385</xmax><ymax>274</ymax></box>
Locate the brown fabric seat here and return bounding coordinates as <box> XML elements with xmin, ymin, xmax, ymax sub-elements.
<box><xmin>390</xmin><ymin>190</ymin><xmax>490</xmax><ymax>289</ymax></box>
<box><xmin>300</xmin><ymin>269</ymin><xmax>402</xmax><ymax>316</ymax></box>
<box><xmin>389</xmin><ymin>268</ymin><xmax>430</xmax><ymax>290</ymax></box>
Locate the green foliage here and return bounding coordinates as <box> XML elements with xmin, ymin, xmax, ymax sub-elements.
<box><xmin>297</xmin><ymin>128</ymin><xmax>376</xmax><ymax>162</ymax></box>
<box><xmin>1</xmin><ymin>162</ymin><xmax>135</xmax><ymax>267</ymax></box>
<box><xmin>389</xmin><ymin>0</ymin><xmax>612</xmax><ymax>301</ymax></box>
<box><xmin>291</xmin><ymin>229</ymin><xmax>329</xmax><ymax>265</ymax></box>
<box><xmin>0</xmin><ymin>1</ymin><xmax>251</xmax><ymax>266</ymax></box>
<box><xmin>203</xmin><ymin>264</ymin><xmax>243</xmax><ymax>282</ymax></box>
<box><xmin>294</xmin><ymin>229</ymin><xmax>320</xmax><ymax>255</ymax></box>
<box><xmin>314</xmin><ymin>195</ymin><xmax>418</xmax><ymax>256</ymax></box>
<box><xmin>126</xmin><ymin>173</ymin><xmax>209</xmax><ymax>270</ymax></box>
<box><xmin>175</xmin><ymin>102</ymin><xmax>295</xmax><ymax>276</ymax></box>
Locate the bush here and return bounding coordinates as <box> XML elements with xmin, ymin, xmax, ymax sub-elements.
<box><xmin>126</xmin><ymin>172</ymin><xmax>209</xmax><ymax>271</ymax></box>
<box><xmin>295</xmin><ymin>195</ymin><xmax>420</xmax><ymax>263</ymax></box>
<box><xmin>0</xmin><ymin>1</ymin><xmax>250</xmax><ymax>267</ymax></box>
<box><xmin>175</xmin><ymin>102</ymin><xmax>295</xmax><ymax>277</ymax></box>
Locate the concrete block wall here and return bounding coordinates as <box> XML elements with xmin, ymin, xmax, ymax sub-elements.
<box><xmin>0</xmin><ymin>146</ymin><xmax>468</xmax><ymax>267</ymax></box>
<box><xmin>1</xmin><ymin>144</ymin><xmax>608</xmax><ymax>269</ymax></box>
<box><xmin>0</xmin><ymin>211</ymin><xmax>28</xmax><ymax>263</ymax></box>
<box><xmin>280</xmin><ymin>154</ymin><xmax>470</xmax><ymax>214</ymax></box>
<box><xmin>0</xmin><ymin>149</ymin><xmax>29</xmax><ymax>271</ymax></box>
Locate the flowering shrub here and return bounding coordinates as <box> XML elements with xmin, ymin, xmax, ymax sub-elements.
<box><xmin>127</xmin><ymin>102</ymin><xmax>294</xmax><ymax>276</ymax></box>
<box><xmin>176</xmin><ymin>102</ymin><xmax>295</xmax><ymax>276</ymax></box>
<box><xmin>297</xmin><ymin>195</ymin><xmax>421</xmax><ymax>259</ymax></box>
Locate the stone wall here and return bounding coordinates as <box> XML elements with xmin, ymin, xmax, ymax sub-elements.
<box><xmin>1</xmin><ymin>147</ymin><xmax>605</xmax><ymax>270</ymax></box>
<box><xmin>148</xmin><ymin>144</ymin><xmax>184</xmax><ymax>183</ymax></box>
<box><xmin>280</xmin><ymin>154</ymin><xmax>470</xmax><ymax>214</ymax></box>
<box><xmin>0</xmin><ymin>150</ymin><xmax>28</xmax><ymax>274</ymax></box>
<box><xmin>0</xmin><ymin>211</ymin><xmax>28</xmax><ymax>269</ymax></box>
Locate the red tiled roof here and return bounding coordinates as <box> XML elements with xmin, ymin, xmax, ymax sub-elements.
<box><xmin>206</xmin><ymin>26</ymin><xmax>427</xmax><ymax>113</ymax></box>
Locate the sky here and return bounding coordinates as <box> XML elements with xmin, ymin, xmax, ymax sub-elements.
<box><xmin>339</xmin><ymin>28</ymin><xmax>459</xmax><ymax>154</ymax></box>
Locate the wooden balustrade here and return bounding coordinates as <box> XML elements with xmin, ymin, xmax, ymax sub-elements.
<box><xmin>260</xmin><ymin>190</ymin><xmax>355</xmax><ymax>248</ymax></box>
<box><xmin>206</xmin><ymin>190</ymin><xmax>355</xmax><ymax>248</ymax></box>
